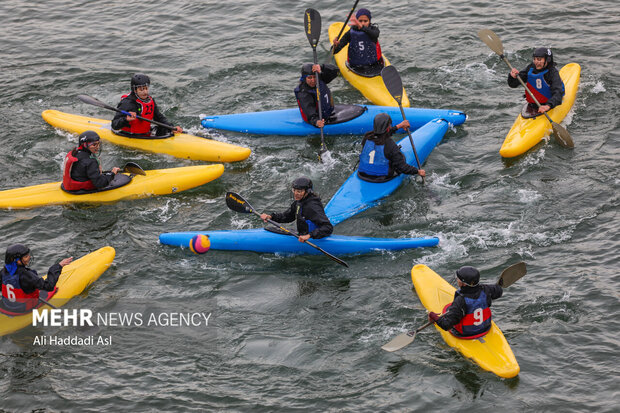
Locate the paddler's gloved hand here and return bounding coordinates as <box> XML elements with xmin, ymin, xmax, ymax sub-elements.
<box><xmin>428</xmin><ymin>312</ymin><xmax>440</xmax><ymax>323</ymax></box>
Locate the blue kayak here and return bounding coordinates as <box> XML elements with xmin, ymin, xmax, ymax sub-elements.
<box><xmin>326</xmin><ymin>118</ymin><xmax>448</xmax><ymax>225</ymax></box>
<box><xmin>200</xmin><ymin>104</ymin><xmax>466</xmax><ymax>136</ymax></box>
<box><xmin>159</xmin><ymin>229</ymin><xmax>438</xmax><ymax>256</ymax></box>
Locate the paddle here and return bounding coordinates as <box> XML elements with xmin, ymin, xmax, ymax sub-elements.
<box><xmin>225</xmin><ymin>192</ymin><xmax>349</xmax><ymax>268</ymax></box>
<box><xmin>122</xmin><ymin>161</ymin><xmax>146</xmax><ymax>176</ymax></box>
<box><xmin>38</xmin><ymin>297</ymin><xmax>58</xmax><ymax>309</ymax></box>
<box><xmin>477</xmin><ymin>29</ymin><xmax>574</xmax><ymax>148</ymax></box>
<box><xmin>381</xmin><ymin>65</ymin><xmax>425</xmax><ymax>183</ymax></box>
<box><xmin>329</xmin><ymin>0</ymin><xmax>360</xmax><ymax>55</ymax></box>
<box><xmin>77</xmin><ymin>94</ymin><xmax>177</xmax><ymax>132</ymax></box>
<box><xmin>304</xmin><ymin>8</ymin><xmax>329</xmax><ymax>162</ymax></box>
<box><xmin>381</xmin><ymin>261</ymin><xmax>527</xmax><ymax>352</ymax></box>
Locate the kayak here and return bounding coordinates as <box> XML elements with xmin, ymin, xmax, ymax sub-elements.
<box><xmin>328</xmin><ymin>22</ymin><xmax>410</xmax><ymax>107</ymax></box>
<box><xmin>500</xmin><ymin>63</ymin><xmax>581</xmax><ymax>158</ymax></box>
<box><xmin>0</xmin><ymin>164</ymin><xmax>224</xmax><ymax>209</ymax></box>
<box><xmin>200</xmin><ymin>104</ymin><xmax>466</xmax><ymax>136</ymax></box>
<box><xmin>411</xmin><ymin>264</ymin><xmax>520</xmax><ymax>378</ymax></box>
<box><xmin>325</xmin><ymin>118</ymin><xmax>448</xmax><ymax>225</ymax></box>
<box><xmin>0</xmin><ymin>246</ymin><xmax>115</xmax><ymax>337</ymax></box>
<box><xmin>42</xmin><ymin>110</ymin><xmax>251</xmax><ymax>162</ymax></box>
<box><xmin>159</xmin><ymin>229</ymin><xmax>438</xmax><ymax>256</ymax></box>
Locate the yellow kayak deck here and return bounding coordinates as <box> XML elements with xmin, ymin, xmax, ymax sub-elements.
<box><xmin>0</xmin><ymin>246</ymin><xmax>115</xmax><ymax>337</ymax></box>
<box><xmin>42</xmin><ymin>110</ymin><xmax>251</xmax><ymax>162</ymax></box>
<box><xmin>500</xmin><ymin>63</ymin><xmax>581</xmax><ymax>158</ymax></box>
<box><xmin>0</xmin><ymin>164</ymin><xmax>224</xmax><ymax>209</ymax></box>
<box><xmin>411</xmin><ymin>264</ymin><xmax>520</xmax><ymax>378</ymax></box>
<box><xmin>328</xmin><ymin>22</ymin><xmax>410</xmax><ymax>107</ymax></box>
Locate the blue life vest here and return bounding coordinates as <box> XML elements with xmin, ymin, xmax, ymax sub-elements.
<box><xmin>525</xmin><ymin>68</ymin><xmax>564</xmax><ymax>105</ymax></box>
<box><xmin>348</xmin><ymin>28</ymin><xmax>381</xmax><ymax>66</ymax></box>
<box><xmin>1</xmin><ymin>264</ymin><xmax>40</xmax><ymax>313</ymax></box>
<box><xmin>294</xmin><ymin>79</ymin><xmax>334</xmax><ymax>123</ymax></box>
<box><xmin>295</xmin><ymin>204</ymin><xmax>317</xmax><ymax>235</ymax></box>
<box><xmin>452</xmin><ymin>290</ymin><xmax>492</xmax><ymax>338</ymax></box>
<box><xmin>358</xmin><ymin>140</ymin><xmax>390</xmax><ymax>176</ymax></box>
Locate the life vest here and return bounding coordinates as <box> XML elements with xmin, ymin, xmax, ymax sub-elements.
<box><xmin>348</xmin><ymin>28</ymin><xmax>382</xmax><ymax>66</ymax></box>
<box><xmin>62</xmin><ymin>147</ymin><xmax>97</xmax><ymax>192</ymax></box>
<box><xmin>358</xmin><ymin>140</ymin><xmax>390</xmax><ymax>176</ymax></box>
<box><xmin>450</xmin><ymin>290</ymin><xmax>492</xmax><ymax>339</ymax></box>
<box><xmin>295</xmin><ymin>202</ymin><xmax>317</xmax><ymax>235</ymax></box>
<box><xmin>120</xmin><ymin>94</ymin><xmax>155</xmax><ymax>135</ymax></box>
<box><xmin>294</xmin><ymin>80</ymin><xmax>334</xmax><ymax>124</ymax></box>
<box><xmin>1</xmin><ymin>265</ymin><xmax>40</xmax><ymax>313</ymax></box>
<box><xmin>525</xmin><ymin>68</ymin><xmax>564</xmax><ymax>105</ymax></box>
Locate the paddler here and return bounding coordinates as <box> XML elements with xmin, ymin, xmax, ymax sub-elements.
<box><xmin>111</xmin><ymin>73</ymin><xmax>183</xmax><ymax>137</ymax></box>
<box><xmin>508</xmin><ymin>47</ymin><xmax>565</xmax><ymax>116</ymax></box>
<box><xmin>357</xmin><ymin>113</ymin><xmax>425</xmax><ymax>182</ymax></box>
<box><xmin>1</xmin><ymin>244</ymin><xmax>72</xmax><ymax>313</ymax></box>
<box><xmin>61</xmin><ymin>131</ymin><xmax>124</xmax><ymax>193</ymax></box>
<box><xmin>260</xmin><ymin>177</ymin><xmax>333</xmax><ymax>243</ymax></box>
<box><xmin>332</xmin><ymin>8</ymin><xmax>384</xmax><ymax>76</ymax></box>
<box><xmin>428</xmin><ymin>266</ymin><xmax>503</xmax><ymax>339</ymax></box>
<box><xmin>294</xmin><ymin>63</ymin><xmax>339</xmax><ymax>128</ymax></box>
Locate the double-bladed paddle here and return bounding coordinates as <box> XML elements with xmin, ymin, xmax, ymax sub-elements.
<box><xmin>304</xmin><ymin>8</ymin><xmax>329</xmax><ymax>162</ymax></box>
<box><xmin>381</xmin><ymin>261</ymin><xmax>527</xmax><ymax>352</ymax></box>
<box><xmin>225</xmin><ymin>192</ymin><xmax>348</xmax><ymax>267</ymax></box>
<box><xmin>328</xmin><ymin>0</ymin><xmax>360</xmax><ymax>55</ymax></box>
<box><xmin>77</xmin><ymin>94</ymin><xmax>178</xmax><ymax>132</ymax></box>
<box><xmin>477</xmin><ymin>29</ymin><xmax>574</xmax><ymax>148</ymax></box>
<box><xmin>381</xmin><ymin>65</ymin><xmax>425</xmax><ymax>183</ymax></box>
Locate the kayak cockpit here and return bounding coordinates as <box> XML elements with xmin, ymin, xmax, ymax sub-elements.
<box><xmin>326</xmin><ymin>104</ymin><xmax>367</xmax><ymax>125</ymax></box>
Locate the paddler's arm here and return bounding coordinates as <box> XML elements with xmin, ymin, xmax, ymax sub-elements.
<box><xmin>111</xmin><ymin>97</ymin><xmax>138</xmax><ymax>130</ymax></box>
<box><xmin>319</xmin><ymin>64</ymin><xmax>339</xmax><ymax>84</ymax></box>
<box><xmin>429</xmin><ymin>296</ymin><xmax>466</xmax><ymax>331</ymax></box>
<box><xmin>384</xmin><ymin>139</ymin><xmax>424</xmax><ymax>177</ymax></box>
<box><xmin>332</xmin><ymin>31</ymin><xmax>351</xmax><ymax>54</ymax></box>
<box><xmin>269</xmin><ymin>202</ymin><xmax>297</xmax><ymax>223</ymax></box>
<box><xmin>85</xmin><ymin>158</ymin><xmax>115</xmax><ymax>188</ymax></box>
<box><xmin>19</xmin><ymin>261</ymin><xmax>64</xmax><ymax>293</ymax></box>
<box><xmin>507</xmin><ymin>64</ymin><xmax>531</xmax><ymax>88</ymax></box>
<box><xmin>359</xmin><ymin>24</ymin><xmax>380</xmax><ymax>42</ymax></box>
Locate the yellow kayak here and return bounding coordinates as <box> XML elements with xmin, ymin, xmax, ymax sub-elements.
<box><xmin>411</xmin><ymin>264</ymin><xmax>520</xmax><ymax>378</ymax></box>
<box><xmin>42</xmin><ymin>110</ymin><xmax>251</xmax><ymax>162</ymax></box>
<box><xmin>500</xmin><ymin>63</ymin><xmax>581</xmax><ymax>158</ymax></box>
<box><xmin>0</xmin><ymin>164</ymin><xmax>224</xmax><ymax>209</ymax></box>
<box><xmin>328</xmin><ymin>22</ymin><xmax>410</xmax><ymax>107</ymax></box>
<box><xmin>0</xmin><ymin>246</ymin><xmax>115</xmax><ymax>337</ymax></box>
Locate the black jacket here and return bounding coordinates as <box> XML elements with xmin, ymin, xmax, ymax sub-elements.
<box><xmin>270</xmin><ymin>193</ymin><xmax>333</xmax><ymax>239</ymax></box>
<box><xmin>1</xmin><ymin>263</ymin><xmax>63</xmax><ymax>294</ymax></box>
<box><xmin>507</xmin><ymin>63</ymin><xmax>564</xmax><ymax>109</ymax></box>
<box><xmin>295</xmin><ymin>64</ymin><xmax>339</xmax><ymax>127</ymax></box>
<box><xmin>71</xmin><ymin>148</ymin><xmax>114</xmax><ymax>189</ymax></box>
<box><xmin>358</xmin><ymin>126</ymin><xmax>420</xmax><ymax>181</ymax></box>
<box><xmin>436</xmin><ymin>283</ymin><xmax>503</xmax><ymax>331</ymax></box>
<box><xmin>111</xmin><ymin>92</ymin><xmax>173</xmax><ymax>135</ymax></box>
<box><xmin>333</xmin><ymin>24</ymin><xmax>380</xmax><ymax>55</ymax></box>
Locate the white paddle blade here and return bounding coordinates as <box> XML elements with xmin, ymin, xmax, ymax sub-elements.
<box><xmin>381</xmin><ymin>331</ymin><xmax>416</xmax><ymax>352</ymax></box>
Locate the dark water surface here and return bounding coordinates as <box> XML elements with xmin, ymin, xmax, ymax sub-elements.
<box><xmin>1</xmin><ymin>0</ymin><xmax>618</xmax><ymax>411</ymax></box>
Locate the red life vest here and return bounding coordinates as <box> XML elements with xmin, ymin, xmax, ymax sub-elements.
<box><xmin>62</xmin><ymin>147</ymin><xmax>96</xmax><ymax>191</ymax></box>
<box><xmin>1</xmin><ymin>268</ymin><xmax>40</xmax><ymax>312</ymax></box>
<box><xmin>120</xmin><ymin>94</ymin><xmax>155</xmax><ymax>135</ymax></box>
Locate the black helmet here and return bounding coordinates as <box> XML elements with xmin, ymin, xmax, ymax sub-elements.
<box><xmin>78</xmin><ymin>130</ymin><xmax>100</xmax><ymax>146</ymax></box>
<box><xmin>5</xmin><ymin>244</ymin><xmax>30</xmax><ymax>264</ymax></box>
<box><xmin>131</xmin><ymin>73</ymin><xmax>150</xmax><ymax>91</ymax></box>
<box><xmin>301</xmin><ymin>63</ymin><xmax>315</xmax><ymax>76</ymax></box>
<box><xmin>373</xmin><ymin>113</ymin><xmax>392</xmax><ymax>135</ymax></box>
<box><xmin>533</xmin><ymin>47</ymin><xmax>553</xmax><ymax>65</ymax></box>
<box><xmin>292</xmin><ymin>176</ymin><xmax>313</xmax><ymax>193</ymax></box>
<box><xmin>456</xmin><ymin>266</ymin><xmax>480</xmax><ymax>287</ymax></box>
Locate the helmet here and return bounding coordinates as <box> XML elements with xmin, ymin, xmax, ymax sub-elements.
<box><xmin>131</xmin><ymin>73</ymin><xmax>150</xmax><ymax>91</ymax></box>
<box><xmin>456</xmin><ymin>266</ymin><xmax>480</xmax><ymax>287</ymax></box>
<box><xmin>301</xmin><ymin>63</ymin><xmax>315</xmax><ymax>76</ymax></box>
<box><xmin>292</xmin><ymin>176</ymin><xmax>313</xmax><ymax>193</ymax></box>
<box><xmin>78</xmin><ymin>130</ymin><xmax>101</xmax><ymax>146</ymax></box>
<box><xmin>5</xmin><ymin>244</ymin><xmax>30</xmax><ymax>265</ymax></box>
<box><xmin>533</xmin><ymin>47</ymin><xmax>553</xmax><ymax>65</ymax></box>
<box><xmin>373</xmin><ymin>113</ymin><xmax>392</xmax><ymax>135</ymax></box>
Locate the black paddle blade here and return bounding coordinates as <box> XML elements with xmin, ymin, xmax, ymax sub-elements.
<box><xmin>225</xmin><ymin>192</ymin><xmax>254</xmax><ymax>214</ymax></box>
<box><xmin>123</xmin><ymin>162</ymin><xmax>146</xmax><ymax>176</ymax></box>
<box><xmin>304</xmin><ymin>8</ymin><xmax>321</xmax><ymax>48</ymax></box>
<box><xmin>477</xmin><ymin>29</ymin><xmax>505</xmax><ymax>57</ymax></box>
<box><xmin>497</xmin><ymin>262</ymin><xmax>527</xmax><ymax>288</ymax></box>
<box><xmin>77</xmin><ymin>94</ymin><xmax>113</xmax><ymax>110</ymax></box>
<box><xmin>551</xmin><ymin>122</ymin><xmax>575</xmax><ymax>148</ymax></box>
<box><xmin>381</xmin><ymin>66</ymin><xmax>404</xmax><ymax>106</ymax></box>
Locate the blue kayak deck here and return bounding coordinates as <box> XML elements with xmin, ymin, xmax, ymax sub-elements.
<box><xmin>201</xmin><ymin>104</ymin><xmax>465</xmax><ymax>136</ymax></box>
<box><xmin>159</xmin><ymin>229</ymin><xmax>438</xmax><ymax>256</ymax></box>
